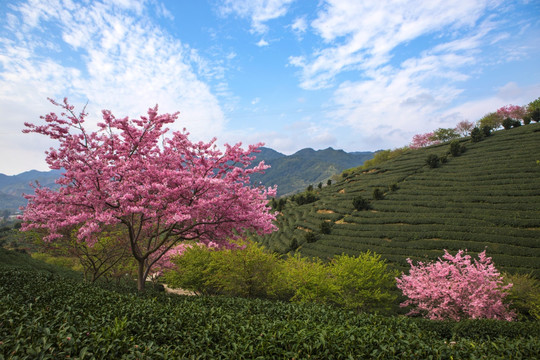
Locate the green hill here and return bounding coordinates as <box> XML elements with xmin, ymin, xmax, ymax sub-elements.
<box><xmin>251</xmin><ymin>147</ymin><xmax>374</xmax><ymax>196</ymax></box>
<box><xmin>255</xmin><ymin>123</ymin><xmax>540</xmax><ymax>276</ymax></box>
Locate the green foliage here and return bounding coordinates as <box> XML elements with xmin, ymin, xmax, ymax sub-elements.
<box><xmin>361</xmin><ymin>148</ymin><xmax>409</xmax><ymax>170</ymax></box>
<box><xmin>352</xmin><ymin>196</ymin><xmax>371</xmax><ymax>211</ymax></box>
<box><xmin>3</xmin><ymin>257</ymin><xmax>539</xmax><ymax>359</ymax></box>
<box><xmin>292</xmin><ymin>191</ymin><xmax>319</xmax><ymax>205</ymax></box>
<box><xmin>307</xmin><ymin>184</ymin><xmax>314</xmax><ymax>192</ymax></box>
<box><xmin>431</xmin><ymin>128</ymin><xmax>460</xmax><ymax>142</ymax></box>
<box><xmin>504</xmin><ymin>272</ymin><xmax>540</xmax><ymax>320</ymax></box>
<box><xmin>470</xmin><ymin>127</ymin><xmax>483</xmax><ymax>142</ymax></box>
<box><xmin>327</xmin><ymin>179</ymin><xmax>332</xmax><ymax>186</ymax></box>
<box><xmin>482</xmin><ymin>125</ymin><xmax>492</xmax><ymax>137</ymax></box>
<box><xmin>373</xmin><ymin>188</ymin><xmax>385</xmax><ymax>200</ymax></box>
<box><xmin>206</xmin><ymin>241</ymin><xmax>282</xmax><ymax>299</ymax></box>
<box><xmin>449</xmin><ymin>140</ymin><xmax>466</xmax><ymax>157</ymax></box>
<box><xmin>320</xmin><ymin>221</ymin><xmax>333</xmax><ymax>234</ymax></box>
<box><xmin>478</xmin><ymin>112</ymin><xmax>503</xmax><ymax>130</ymax></box>
<box><xmin>164</xmin><ymin>244</ymin><xmax>217</xmax><ymax>295</ymax></box>
<box><xmin>425</xmin><ymin>154</ymin><xmax>440</xmax><ymax>168</ymax></box>
<box><xmin>503</xmin><ymin>117</ymin><xmax>521</xmax><ymax>129</ymax></box>
<box><xmin>328</xmin><ymin>252</ymin><xmax>397</xmax><ymax>312</ymax></box>
<box><xmin>304</xmin><ymin>231</ymin><xmax>318</xmax><ymax>243</ymax></box>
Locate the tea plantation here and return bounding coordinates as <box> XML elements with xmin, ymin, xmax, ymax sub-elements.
<box><xmin>1</xmin><ymin>248</ymin><xmax>539</xmax><ymax>359</ymax></box>
<box><xmin>256</xmin><ymin>123</ymin><xmax>540</xmax><ymax>276</ymax></box>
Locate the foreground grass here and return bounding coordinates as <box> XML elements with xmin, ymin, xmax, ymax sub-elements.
<box><xmin>1</xmin><ymin>249</ymin><xmax>539</xmax><ymax>359</ymax></box>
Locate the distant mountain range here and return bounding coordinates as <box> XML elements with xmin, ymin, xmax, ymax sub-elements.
<box><xmin>0</xmin><ymin>147</ymin><xmax>375</xmax><ymax>211</ymax></box>
<box><xmin>251</xmin><ymin>147</ymin><xmax>375</xmax><ymax>197</ymax></box>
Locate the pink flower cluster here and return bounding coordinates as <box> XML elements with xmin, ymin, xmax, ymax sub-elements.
<box><xmin>496</xmin><ymin>105</ymin><xmax>526</xmax><ymax>120</ymax></box>
<box><xmin>396</xmin><ymin>250</ymin><xmax>515</xmax><ymax>321</ymax></box>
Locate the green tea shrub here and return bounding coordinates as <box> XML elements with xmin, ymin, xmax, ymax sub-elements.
<box><xmin>352</xmin><ymin>196</ymin><xmax>370</xmax><ymax>211</ymax></box>
<box><xmin>305</xmin><ymin>231</ymin><xmax>318</xmax><ymax>243</ymax></box>
<box><xmin>449</xmin><ymin>140</ymin><xmax>465</xmax><ymax>156</ymax></box>
<box><xmin>471</xmin><ymin>127</ymin><xmax>483</xmax><ymax>142</ymax></box>
<box><xmin>373</xmin><ymin>188</ymin><xmax>384</xmax><ymax>200</ymax></box>
<box><xmin>320</xmin><ymin>221</ymin><xmax>333</xmax><ymax>234</ymax></box>
<box><xmin>425</xmin><ymin>154</ymin><xmax>440</xmax><ymax>168</ymax></box>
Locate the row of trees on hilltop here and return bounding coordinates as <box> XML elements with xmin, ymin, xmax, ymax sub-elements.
<box><xmin>410</xmin><ymin>97</ymin><xmax>540</xmax><ymax>149</ymax></box>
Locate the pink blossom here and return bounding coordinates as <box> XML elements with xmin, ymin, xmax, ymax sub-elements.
<box><xmin>396</xmin><ymin>250</ymin><xmax>515</xmax><ymax>321</ymax></box>
<box><xmin>409</xmin><ymin>132</ymin><xmax>440</xmax><ymax>149</ymax></box>
<box><xmin>21</xmin><ymin>98</ymin><xmax>277</xmax><ymax>291</ymax></box>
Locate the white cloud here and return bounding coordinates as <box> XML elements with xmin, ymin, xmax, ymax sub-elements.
<box><xmin>291</xmin><ymin>0</ymin><xmax>498</xmax><ymax>90</ymax></box>
<box><xmin>0</xmin><ymin>0</ymin><xmax>225</xmax><ymax>174</ymax></box>
<box><xmin>256</xmin><ymin>38</ymin><xmax>269</xmax><ymax>47</ymax></box>
<box><xmin>219</xmin><ymin>0</ymin><xmax>296</xmax><ymax>34</ymax></box>
<box><xmin>291</xmin><ymin>16</ymin><xmax>307</xmax><ymax>38</ymax></box>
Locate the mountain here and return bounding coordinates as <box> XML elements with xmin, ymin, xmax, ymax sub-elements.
<box><xmin>253</xmin><ymin>123</ymin><xmax>540</xmax><ymax>277</ymax></box>
<box><xmin>0</xmin><ymin>170</ymin><xmax>62</xmax><ymax>211</ymax></box>
<box><xmin>251</xmin><ymin>147</ymin><xmax>375</xmax><ymax>197</ymax></box>
<box><xmin>0</xmin><ymin>148</ymin><xmax>375</xmax><ymax>211</ymax></box>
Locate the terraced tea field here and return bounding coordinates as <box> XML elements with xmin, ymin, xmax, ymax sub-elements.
<box><xmin>256</xmin><ymin>123</ymin><xmax>540</xmax><ymax>276</ymax></box>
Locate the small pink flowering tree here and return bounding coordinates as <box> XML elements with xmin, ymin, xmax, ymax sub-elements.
<box><xmin>496</xmin><ymin>105</ymin><xmax>526</xmax><ymax>121</ymax></box>
<box><xmin>454</xmin><ymin>120</ymin><xmax>474</xmax><ymax>136</ymax></box>
<box><xmin>21</xmin><ymin>98</ymin><xmax>277</xmax><ymax>291</ymax></box>
<box><xmin>409</xmin><ymin>132</ymin><xmax>440</xmax><ymax>149</ymax></box>
<box><xmin>396</xmin><ymin>250</ymin><xmax>515</xmax><ymax>321</ymax></box>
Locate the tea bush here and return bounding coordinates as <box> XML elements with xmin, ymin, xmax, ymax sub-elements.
<box><xmin>1</xmin><ymin>264</ymin><xmax>539</xmax><ymax>359</ymax></box>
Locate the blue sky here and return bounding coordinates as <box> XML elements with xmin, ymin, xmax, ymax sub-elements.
<box><xmin>1</xmin><ymin>0</ymin><xmax>539</xmax><ymax>175</ymax></box>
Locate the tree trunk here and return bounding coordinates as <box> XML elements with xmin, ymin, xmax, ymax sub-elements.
<box><xmin>137</xmin><ymin>259</ymin><xmax>146</xmax><ymax>291</ymax></box>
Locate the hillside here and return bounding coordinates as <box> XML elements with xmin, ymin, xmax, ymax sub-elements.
<box><xmin>251</xmin><ymin>147</ymin><xmax>374</xmax><ymax>196</ymax></box>
<box><xmin>255</xmin><ymin>123</ymin><xmax>540</xmax><ymax>276</ymax></box>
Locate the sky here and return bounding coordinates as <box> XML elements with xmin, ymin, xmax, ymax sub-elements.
<box><xmin>0</xmin><ymin>0</ymin><xmax>539</xmax><ymax>175</ymax></box>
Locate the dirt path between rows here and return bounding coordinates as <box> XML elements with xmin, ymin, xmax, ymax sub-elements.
<box><xmin>163</xmin><ymin>284</ymin><xmax>196</xmax><ymax>296</ymax></box>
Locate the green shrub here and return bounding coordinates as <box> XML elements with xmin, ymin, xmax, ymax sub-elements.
<box><xmin>373</xmin><ymin>188</ymin><xmax>384</xmax><ymax>200</ymax></box>
<box><xmin>304</xmin><ymin>231</ymin><xmax>318</xmax><ymax>243</ymax></box>
<box><xmin>481</xmin><ymin>125</ymin><xmax>492</xmax><ymax>137</ymax></box>
<box><xmin>471</xmin><ymin>127</ymin><xmax>483</xmax><ymax>142</ymax></box>
<box><xmin>328</xmin><ymin>252</ymin><xmax>397</xmax><ymax>312</ymax></box>
<box><xmin>279</xmin><ymin>253</ymin><xmax>338</xmax><ymax>304</ymax></box>
<box><xmin>320</xmin><ymin>221</ymin><xmax>333</xmax><ymax>234</ymax></box>
<box><xmin>449</xmin><ymin>140</ymin><xmax>465</xmax><ymax>157</ymax></box>
<box><xmin>504</xmin><ymin>272</ymin><xmax>540</xmax><ymax>320</ymax></box>
<box><xmin>425</xmin><ymin>154</ymin><xmax>440</xmax><ymax>168</ymax></box>
<box><xmin>206</xmin><ymin>241</ymin><xmax>282</xmax><ymax>299</ymax></box>
<box><xmin>352</xmin><ymin>196</ymin><xmax>370</xmax><ymax>211</ymax></box>
<box><xmin>164</xmin><ymin>244</ymin><xmax>218</xmax><ymax>295</ymax></box>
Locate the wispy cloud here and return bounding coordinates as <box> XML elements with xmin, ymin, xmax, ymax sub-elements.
<box><xmin>219</xmin><ymin>0</ymin><xmax>296</xmax><ymax>34</ymax></box>
<box><xmin>0</xmin><ymin>0</ymin><xmax>225</xmax><ymax>174</ymax></box>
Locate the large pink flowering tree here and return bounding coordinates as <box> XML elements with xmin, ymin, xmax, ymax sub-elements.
<box><xmin>21</xmin><ymin>98</ymin><xmax>277</xmax><ymax>291</ymax></box>
<box><xmin>396</xmin><ymin>250</ymin><xmax>515</xmax><ymax>321</ymax></box>
<box><xmin>496</xmin><ymin>105</ymin><xmax>526</xmax><ymax>121</ymax></box>
<box><xmin>409</xmin><ymin>132</ymin><xmax>440</xmax><ymax>149</ymax></box>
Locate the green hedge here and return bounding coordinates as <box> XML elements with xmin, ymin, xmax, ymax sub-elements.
<box><xmin>1</xmin><ymin>266</ymin><xmax>539</xmax><ymax>359</ymax></box>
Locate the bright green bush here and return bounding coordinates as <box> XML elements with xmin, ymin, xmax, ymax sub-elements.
<box><xmin>164</xmin><ymin>244</ymin><xmax>218</xmax><ymax>295</ymax></box>
<box><xmin>206</xmin><ymin>241</ymin><xmax>282</xmax><ymax>299</ymax></box>
<box><xmin>328</xmin><ymin>252</ymin><xmax>397</xmax><ymax>312</ymax></box>
<box><xmin>278</xmin><ymin>253</ymin><xmax>338</xmax><ymax>304</ymax></box>
<box><xmin>504</xmin><ymin>272</ymin><xmax>540</xmax><ymax>320</ymax></box>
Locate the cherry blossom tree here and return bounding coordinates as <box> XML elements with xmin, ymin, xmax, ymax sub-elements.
<box><xmin>454</xmin><ymin>120</ymin><xmax>474</xmax><ymax>136</ymax></box>
<box><xmin>396</xmin><ymin>250</ymin><xmax>515</xmax><ymax>321</ymax></box>
<box><xmin>409</xmin><ymin>132</ymin><xmax>440</xmax><ymax>149</ymax></box>
<box><xmin>21</xmin><ymin>98</ymin><xmax>277</xmax><ymax>291</ymax></box>
<box><xmin>496</xmin><ymin>105</ymin><xmax>526</xmax><ymax>122</ymax></box>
